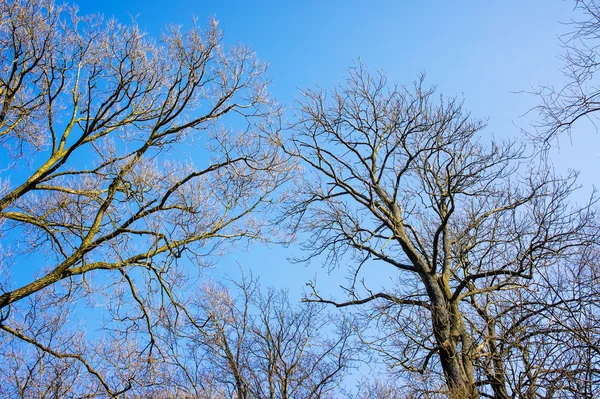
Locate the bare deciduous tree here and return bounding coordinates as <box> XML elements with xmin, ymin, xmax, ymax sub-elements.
<box><xmin>284</xmin><ymin>63</ymin><xmax>598</xmax><ymax>398</ymax></box>
<box><xmin>469</xmin><ymin>245</ymin><xmax>600</xmax><ymax>399</ymax></box>
<box><xmin>0</xmin><ymin>0</ymin><xmax>291</xmax><ymax>395</ymax></box>
<box><xmin>92</xmin><ymin>275</ymin><xmax>357</xmax><ymax>399</ymax></box>
<box><xmin>162</xmin><ymin>275</ymin><xmax>357</xmax><ymax>399</ymax></box>
<box><xmin>1</xmin><ymin>271</ymin><xmax>357</xmax><ymax>398</ymax></box>
<box><xmin>534</xmin><ymin>0</ymin><xmax>600</xmax><ymax>143</ymax></box>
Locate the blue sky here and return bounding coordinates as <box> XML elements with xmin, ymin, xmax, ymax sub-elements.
<box><xmin>74</xmin><ymin>1</ymin><xmax>594</xmax><ymax>165</ymax></box>
<box><xmin>70</xmin><ymin>0</ymin><xmax>596</xmax><ymax>297</ymax></box>
<box><xmin>74</xmin><ymin>1</ymin><xmax>571</xmax><ymax>106</ymax></box>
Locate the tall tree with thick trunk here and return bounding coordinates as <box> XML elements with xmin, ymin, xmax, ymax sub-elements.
<box><xmin>285</xmin><ymin>63</ymin><xmax>597</xmax><ymax>398</ymax></box>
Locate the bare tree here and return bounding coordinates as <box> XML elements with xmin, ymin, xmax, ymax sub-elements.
<box><xmin>98</xmin><ymin>274</ymin><xmax>357</xmax><ymax>399</ymax></box>
<box><xmin>534</xmin><ymin>0</ymin><xmax>600</xmax><ymax>144</ymax></box>
<box><xmin>350</xmin><ymin>378</ymin><xmax>404</xmax><ymax>399</ymax></box>
<box><xmin>470</xmin><ymin>243</ymin><xmax>600</xmax><ymax>399</ymax></box>
<box><xmin>0</xmin><ymin>302</ymin><xmax>86</xmax><ymax>398</ymax></box>
<box><xmin>284</xmin><ymin>63</ymin><xmax>598</xmax><ymax>398</ymax></box>
<box><xmin>0</xmin><ymin>0</ymin><xmax>291</xmax><ymax>396</ymax></box>
<box><xmin>158</xmin><ymin>275</ymin><xmax>357</xmax><ymax>399</ymax></box>
<box><xmin>0</xmin><ymin>273</ymin><xmax>357</xmax><ymax>398</ymax></box>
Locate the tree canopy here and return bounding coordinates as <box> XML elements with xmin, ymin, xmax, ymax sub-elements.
<box><xmin>0</xmin><ymin>0</ymin><xmax>599</xmax><ymax>398</ymax></box>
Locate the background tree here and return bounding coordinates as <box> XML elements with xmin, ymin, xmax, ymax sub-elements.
<box><xmin>535</xmin><ymin>0</ymin><xmax>600</xmax><ymax>143</ymax></box>
<box><xmin>0</xmin><ymin>0</ymin><xmax>291</xmax><ymax>395</ymax></box>
<box><xmin>156</xmin><ymin>275</ymin><xmax>357</xmax><ymax>399</ymax></box>
<box><xmin>0</xmin><ymin>275</ymin><xmax>358</xmax><ymax>398</ymax></box>
<box><xmin>285</xmin><ymin>63</ymin><xmax>598</xmax><ymax>398</ymax></box>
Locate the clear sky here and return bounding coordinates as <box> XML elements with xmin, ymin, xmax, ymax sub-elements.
<box><xmin>73</xmin><ymin>1</ymin><xmax>572</xmax><ymax>115</ymax></box>
<box><xmin>71</xmin><ymin>0</ymin><xmax>596</xmax><ymax>297</ymax></box>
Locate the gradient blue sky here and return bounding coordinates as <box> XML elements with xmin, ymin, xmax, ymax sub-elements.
<box><xmin>71</xmin><ymin>0</ymin><xmax>596</xmax><ymax>297</ymax></box>
<box><xmin>74</xmin><ymin>1</ymin><xmax>572</xmax><ymax>111</ymax></box>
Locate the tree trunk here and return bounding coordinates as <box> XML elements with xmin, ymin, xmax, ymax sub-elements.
<box><xmin>422</xmin><ymin>273</ymin><xmax>479</xmax><ymax>399</ymax></box>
